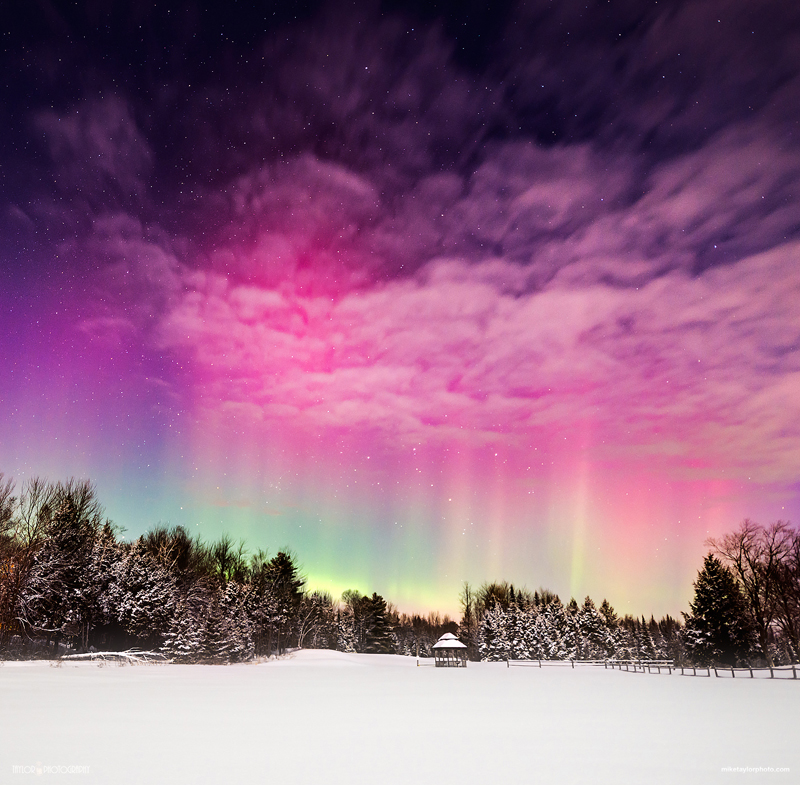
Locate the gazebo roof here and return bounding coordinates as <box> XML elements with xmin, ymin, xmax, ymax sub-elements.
<box><xmin>432</xmin><ymin>632</ymin><xmax>467</xmax><ymax>649</ymax></box>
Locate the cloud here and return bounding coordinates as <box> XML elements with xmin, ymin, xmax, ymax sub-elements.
<box><xmin>32</xmin><ymin>96</ymin><xmax>152</xmax><ymax>215</ymax></box>
<box><xmin>10</xmin><ymin>0</ymin><xmax>798</xmax><ymax>493</ymax></box>
<box><xmin>500</xmin><ymin>0</ymin><xmax>800</xmax><ymax>150</ymax></box>
<box><xmin>145</xmin><ymin>226</ymin><xmax>800</xmax><ymax>483</ymax></box>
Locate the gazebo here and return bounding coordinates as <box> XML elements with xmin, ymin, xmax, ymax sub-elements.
<box><xmin>432</xmin><ymin>632</ymin><xmax>468</xmax><ymax>668</ymax></box>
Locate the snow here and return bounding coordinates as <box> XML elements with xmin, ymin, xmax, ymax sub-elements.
<box><xmin>433</xmin><ymin>632</ymin><xmax>467</xmax><ymax>648</ymax></box>
<box><xmin>1</xmin><ymin>650</ymin><xmax>797</xmax><ymax>784</ymax></box>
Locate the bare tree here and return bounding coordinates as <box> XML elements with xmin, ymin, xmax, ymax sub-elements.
<box><xmin>17</xmin><ymin>479</ymin><xmax>108</xmax><ymax>653</ymax></box>
<box><xmin>774</xmin><ymin>527</ymin><xmax>800</xmax><ymax>660</ymax></box>
<box><xmin>207</xmin><ymin>534</ymin><xmax>248</xmax><ymax>586</ymax></box>
<box><xmin>296</xmin><ymin>591</ymin><xmax>336</xmax><ymax>649</ymax></box>
<box><xmin>708</xmin><ymin>520</ymin><xmax>795</xmax><ymax>666</ymax></box>
<box><xmin>0</xmin><ymin>474</ymin><xmax>14</xmax><ymax>534</ymax></box>
<box><xmin>1</xmin><ymin>477</ymin><xmax>65</xmax><ymax>647</ymax></box>
<box><xmin>459</xmin><ymin>581</ymin><xmax>479</xmax><ymax>660</ymax></box>
<box><xmin>0</xmin><ymin>475</ymin><xmax>19</xmax><ymax>643</ymax></box>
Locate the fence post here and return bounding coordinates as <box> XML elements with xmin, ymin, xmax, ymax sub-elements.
<box><xmin>571</xmin><ymin>659</ymin><xmax>574</xmax><ymax>669</ymax></box>
<box><xmin>507</xmin><ymin>659</ymin><xmax>510</xmax><ymax>668</ymax></box>
<box><xmin>714</xmin><ymin>667</ymin><xmax>718</xmax><ymax>677</ymax></box>
<box><xmin>793</xmin><ymin>665</ymin><xmax>796</xmax><ymax>680</ymax></box>
<box><xmin>731</xmin><ymin>667</ymin><xmax>735</xmax><ymax>678</ymax></box>
<box><xmin>749</xmin><ymin>667</ymin><xmax>753</xmax><ymax>678</ymax></box>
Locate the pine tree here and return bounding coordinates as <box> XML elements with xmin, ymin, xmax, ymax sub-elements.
<box><xmin>336</xmin><ymin>608</ymin><xmax>358</xmax><ymax>653</ymax></box>
<box><xmin>107</xmin><ymin>543</ymin><xmax>177</xmax><ymax>650</ymax></box>
<box><xmin>528</xmin><ymin>611</ymin><xmax>550</xmax><ymax>660</ymax></box>
<box><xmin>364</xmin><ymin>593</ymin><xmax>394</xmax><ymax>653</ymax></box>
<box><xmin>20</xmin><ymin>488</ymin><xmax>107</xmax><ymax>653</ymax></box>
<box><xmin>219</xmin><ymin>581</ymin><xmax>254</xmax><ymax>661</ymax></box>
<box><xmin>162</xmin><ymin>598</ymin><xmax>205</xmax><ymax>662</ymax></box>
<box><xmin>561</xmin><ymin>599</ymin><xmax>580</xmax><ymax>659</ymax></box>
<box><xmin>201</xmin><ymin>597</ymin><xmax>232</xmax><ymax>663</ymax></box>
<box><xmin>539</xmin><ymin>598</ymin><xmax>568</xmax><ymax>659</ymax></box>
<box><xmin>479</xmin><ymin>604</ymin><xmax>510</xmax><ymax>661</ymax></box>
<box><xmin>683</xmin><ymin>554</ymin><xmax>754</xmax><ymax>666</ymax></box>
<box><xmin>577</xmin><ymin>597</ymin><xmax>612</xmax><ymax>659</ymax></box>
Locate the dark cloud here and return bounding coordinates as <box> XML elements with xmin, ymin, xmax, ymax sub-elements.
<box><xmin>3</xmin><ymin>1</ymin><xmax>798</xmax><ymax>269</ymax></box>
<box><xmin>2</xmin><ymin>0</ymin><xmax>800</xmax><ymax>313</ymax></box>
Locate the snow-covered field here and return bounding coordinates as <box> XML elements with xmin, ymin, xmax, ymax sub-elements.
<box><xmin>1</xmin><ymin>650</ymin><xmax>797</xmax><ymax>784</ymax></box>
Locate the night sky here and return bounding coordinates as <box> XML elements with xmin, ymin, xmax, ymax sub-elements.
<box><xmin>2</xmin><ymin>0</ymin><xmax>799</xmax><ymax>617</ymax></box>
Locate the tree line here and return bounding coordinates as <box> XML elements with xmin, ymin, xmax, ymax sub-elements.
<box><xmin>682</xmin><ymin>520</ymin><xmax>800</xmax><ymax>667</ymax></box>
<box><xmin>0</xmin><ymin>476</ymin><xmax>455</xmax><ymax>661</ymax></box>
<box><xmin>457</xmin><ymin>582</ymin><xmax>683</xmax><ymax>663</ymax></box>
<box><xmin>1</xmin><ymin>474</ymin><xmax>798</xmax><ymax>665</ymax></box>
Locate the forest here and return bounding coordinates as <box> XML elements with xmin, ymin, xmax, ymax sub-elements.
<box><xmin>1</xmin><ymin>475</ymin><xmax>798</xmax><ymax>666</ymax></box>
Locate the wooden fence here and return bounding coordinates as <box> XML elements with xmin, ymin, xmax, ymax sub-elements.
<box><xmin>507</xmin><ymin>658</ymin><xmax>799</xmax><ymax>679</ymax></box>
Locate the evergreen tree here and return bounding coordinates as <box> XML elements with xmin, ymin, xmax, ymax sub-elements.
<box><xmin>266</xmin><ymin>551</ymin><xmax>305</xmax><ymax>654</ymax></box>
<box><xmin>364</xmin><ymin>593</ymin><xmax>394</xmax><ymax>653</ymax></box>
<box><xmin>527</xmin><ymin>611</ymin><xmax>548</xmax><ymax>659</ymax></box>
<box><xmin>540</xmin><ymin>598</ymin><xmax>568</xmax><ymax>659</ymax></box>
<box><xmin>599</xmin><ymin>599</ymin><xmax>618</xmax><ymax>628</ymax></box>
<box><xmin>683</xmin><ymin>554</ymin><xmax>753</xmax><ymax>666</ymax></box>
<box><xmin>577</xmin><ymin>597</ymin><xmax>613</xmax><ymax>659</ymax></box>
<box><xmin>107</xmin><ymin>543</ymin><xmax>177</xmax><ymax>650</ymax></box>
<box><xmin>479</xmin><ymin>604</ymin><xmax>510</xmax><ymax>661</ymax></box>
<box><xmin>637</xmin><ymin>616</ymin><xmax>657</xmax><ymax>659</ymax></box>
<box><xmin>561</xmin><ymin>599</ymin><xmax>580</xmax><ymax>659</ymax></box>
<box><xmin>219</xmin><ymin>581</ymin><xmax>254</xmax><ymax>661</ymax></box>
<box><xmin>162</xmin><ymin>598</ymin><xmax>205</xmax><ymax>662</ymax></box>
<box><xmin>19</xmin><ymin>486</ymin><xmax>108</xmax><ymax>653</ymax></box>
<box><xmin>201</xmin><ymin>596</ymin><xmax>232</xmax><ymax>663</ymax></box>
<box><xmin>336</xmin><ymin>607</ymin><xmax>358</xmax><ymax>653</ymax></box>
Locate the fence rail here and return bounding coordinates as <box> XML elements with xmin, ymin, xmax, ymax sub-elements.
<box><xmin>508</xmin><ymin>659</ymin><xmax>610</xmax><ymax>668</ymax></box>
<box><xmin>606</xmin><ymin>659</ymin><xmax>675</xmax><ymax>674</ymax></box>
<box><xmin>506</xmin><ymin>658</ymin><xmax>799</xmax><ymax>679</ymax></box>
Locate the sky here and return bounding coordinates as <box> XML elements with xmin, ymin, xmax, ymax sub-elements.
<box><xmin>1</xmin><ymin>0</ymin><xmax>799</xmax><ymax>619</ymax></box>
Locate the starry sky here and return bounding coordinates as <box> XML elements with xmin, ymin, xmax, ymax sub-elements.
<box><xmin>2</xmin><ymin>0</ymin><xmax>799</xmax><ymax>618</ymax></box>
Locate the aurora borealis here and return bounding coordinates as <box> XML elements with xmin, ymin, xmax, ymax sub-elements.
<box><xmin>1</xmin><ymin>1</ymin><xmax>799</xmax><ymax>618</ymax></box>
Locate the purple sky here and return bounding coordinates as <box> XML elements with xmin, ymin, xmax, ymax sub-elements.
<box><xmin>1</xmin><ymin>0</ymin><xmax>799</xmax><ymax>616</ymax></box>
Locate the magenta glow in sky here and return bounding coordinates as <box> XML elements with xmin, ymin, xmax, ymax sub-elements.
<box><xmin>1</xmin><ymin>0</ymin><xmax>799</xmax><ymax>618</ymax></box>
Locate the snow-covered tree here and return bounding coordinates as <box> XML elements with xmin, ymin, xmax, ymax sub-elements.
<box><xmin>480</xmin><ymin>604</ymin><xmax>511</xmax><ymax>661</ymax></box>
<box><xmin>577</xmin><ymin>597</ymin><xmax>614</xmax><ymax>659</ymax></box>
<box><xmin>248</xmin><ymin>550</ymin><xmax>304</xmax><ymax>655</ymax></box>
<box><xmin>683</xmin><ymin>554</ymin><xmax>753</xmax><ymax>666</ymax></box>
<box><xmin>162</xmin><ymin>597</ymin><xmax>205</xmax><ymax>662</ymax></box>
<box><xmin>19</xmin><ymin>483</ymin><xmax>111</xmax><ymax>652</ymax></box>
<box><xmin>364</xmin><ymin>593</ymin><xmax>394</xmax><ymax>653</ymax></box>
<box><xmin>106</xmin><ymin>542</ymin><xmax>178</xmax><ymax>649</ymax></box>
<box><xmin>336</xmin><ymin>607</ymin><xmax>358</xmax><ymax>653</ymax></box>
<box><xmin>218</xmin><ymin>581</ymin><xmax>254</xmax><ymax>661</ymax></box>
<box><xmin>297</xmin><ymin>591</ymin><xmax>337</xmax><ymax>649</ymax></box>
